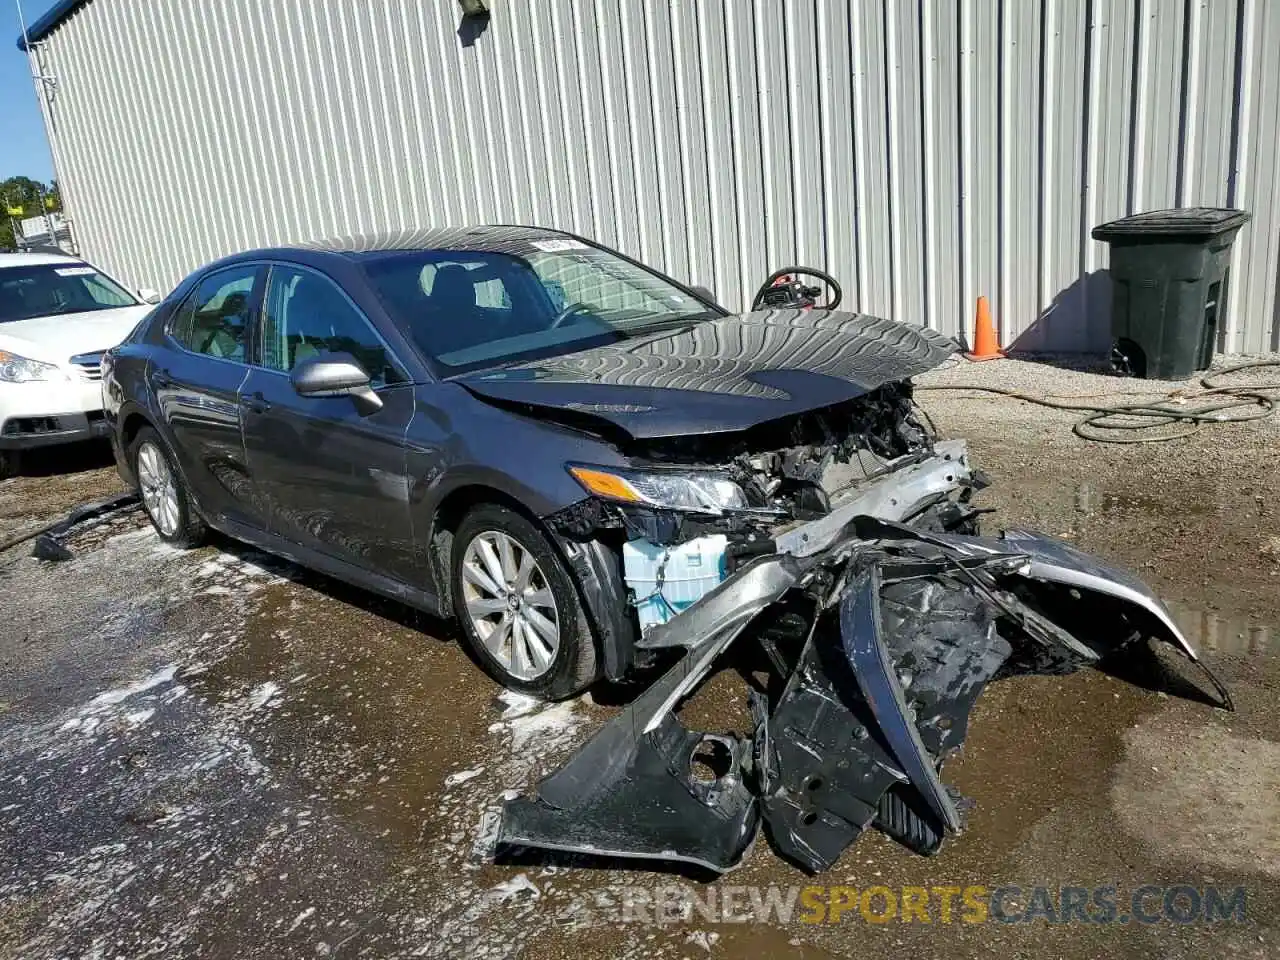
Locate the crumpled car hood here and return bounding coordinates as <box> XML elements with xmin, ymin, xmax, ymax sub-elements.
<box><xmin>457</xmin><ymin>308</ymin><xmax>958</xmax><ymax>439</ymax></box>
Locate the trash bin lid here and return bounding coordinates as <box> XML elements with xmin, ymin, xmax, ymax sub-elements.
<box><xmin>1092</xmin><ymin>207</ymin><xmax>1250</xmax><ymax>241</ymax></box>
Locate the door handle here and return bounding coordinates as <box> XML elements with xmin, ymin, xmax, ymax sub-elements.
<box><xmin>243</xmin><ymin>391</ymin><xmax>271</xmax><ymax>415</ymax></box>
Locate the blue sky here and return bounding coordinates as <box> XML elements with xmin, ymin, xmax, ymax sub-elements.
<box><xmin>1</xmin><ymin>0</ymin><xmax>58</xmax><ymax>183</ymax></box>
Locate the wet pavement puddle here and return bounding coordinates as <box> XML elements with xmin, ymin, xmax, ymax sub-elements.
<box><xmin>1165</xmin><ymin>600</ymin><xmax>1275</xmax><ymax>659</ymax></box>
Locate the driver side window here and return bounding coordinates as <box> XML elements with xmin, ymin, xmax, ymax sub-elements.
<box><xmin>259</xmin><ymin>266</ymin><xmax>405</xmax><ymax>386</ymax></box>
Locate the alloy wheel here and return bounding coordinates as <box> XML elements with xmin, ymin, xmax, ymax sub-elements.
<box><xmin>137</xmin><ymin>440</ymin><xmax>180</xmax><ymax>537</ymax></box>
<box><xmin>460</xmin><ymin>530</ymin><xmax>561</xmax><ymax>681</ymax></box>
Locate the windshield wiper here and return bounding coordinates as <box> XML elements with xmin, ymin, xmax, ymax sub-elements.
<box><xmin>619</xmin><ymin>312</ymin><xmax>715</xmax><ymax>336</ymax></box>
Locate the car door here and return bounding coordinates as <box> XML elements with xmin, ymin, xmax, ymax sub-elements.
<box><xmin>153</xmin><ymin>263</ymin><xmax>264</xmax><ymax>528</ymax></box>
<box><xmin>239</xmin><ymin>262</ymin><xmax>419</xmax><ymax>585</ymax></box>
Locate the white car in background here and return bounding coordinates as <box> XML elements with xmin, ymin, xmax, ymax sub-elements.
<box><xmin>0</xmin><ymin>251</ymin><xmax>161</xmax><ymax>478</ymax></box>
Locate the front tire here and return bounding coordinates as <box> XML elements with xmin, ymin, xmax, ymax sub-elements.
<box><xmin>450</xmin><ymin>504</ymin><xmax>597</xmax><ymax>700</ymax></box>
<box><xmin>131</xmin><ymin>426</ymin><xmax>207</xmax><ymax>548</ymax></box>
<box><xmin>0</xmin><ymin>450</ymin><xmax>19</xmax><ymax>481</ymax></box>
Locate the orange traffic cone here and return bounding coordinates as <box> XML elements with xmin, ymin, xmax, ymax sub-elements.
<box><xmin>965</xmin><ymin>295</ymin><xmax>1004</xmax><ymax>361</ymax></box>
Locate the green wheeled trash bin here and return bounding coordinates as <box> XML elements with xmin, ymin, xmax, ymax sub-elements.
<box><xmin>1092</xmin><ymin>207</ymin><xmax>1250</xmax><ymax>379</ymax></box>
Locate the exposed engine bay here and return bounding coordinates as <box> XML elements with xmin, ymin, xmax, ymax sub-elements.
<box><xmin>508</xmin><ymin>323</ymin><xmax>1231</xmax><ymax>876</ymax></box>
<box><xmin>548</xmin><ymin>381</ymin><xmax>965</xmax><ymax>633</ymax></box>
<box><xmin>636</xmin><ymin>381</ymin><xmax>933</xmax><ymax>522</ymax></box>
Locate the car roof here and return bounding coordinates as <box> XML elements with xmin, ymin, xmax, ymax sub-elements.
<box><xmin>276</xmin><ymin>224</ymin><xmax>576</xmax><ymax>258</ymax></box>
<box><xmin>0</xmin><ymin>251</ymin><xmax>85</xmax><ymax>269</ymax></box>
<box><xmin>182</xmin><ymin>225</ymin><xmax>596</xmax><ymax>285</ymax></box>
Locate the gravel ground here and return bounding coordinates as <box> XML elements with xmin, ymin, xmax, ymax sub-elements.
<box><xmin>1</xmin><ymin>357</ymin><xmax>1277</xmax><ymax>959</ymax></box>
<box><xmin>917</xmin><ymin>355</ymin><xmax>1280</xmax><ymax>626</ymax></box>
<box><xmin>917</xmin><ymin>351</ymin><xmax>1280</xmax><ymax>436</ymax></box>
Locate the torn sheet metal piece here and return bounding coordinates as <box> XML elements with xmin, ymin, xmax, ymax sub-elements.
<box><xmin>998</xmin><ymin>529</ymin><xmax>1201</xmax><ymax>659</ymax></box>
<box><xmin>497</xmin><ymin>556</ymin><xmax>802</xmax><ymax>873</ymax></box>
<box><xmin>993</xmin><ymin>529</ymin><xmax>1236</xmax><ymax>711</ymax></box>
<box><xmin>761</xmin><ymin>561</ymin><xmax>1015</xmax><ymax>872</ymax></box>
<box><xmin>840</xmin><ymin>564</ymin><xmax>960</xmax><ymax>833</ymax></box>
<box><xmin>847</xmin><ymin>518</ymin><xmax>1208</xmax><ymax>670</ymax></box>
<box><xmin>869</xmin><ymin>524</ymin><xmax>1232</xmax><ymax>708</ymax></box>
<box><xmin>499</xmin><ymin>715</ymin><xmax>759</xmax><ymax>873</ymax></box>
<box><xmin>759</xmin><ymin>605</ymin><xmax>909</xmax><ymax>872</ymax></box>
<box><xmin>845</xmin><ymin>515</ymin><xmax>1101</xmax><ymax>666</ymax></box>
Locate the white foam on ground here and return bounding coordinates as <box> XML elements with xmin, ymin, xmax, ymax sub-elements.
<box><xmin>87</xmin><ymin>665</ymin><xmax>178</xmax><ymax>709</ymax></box>
<box><xmin>488</xmin><ymin>873</ymin><xmax>540</xmax><ymax>902</ymax></box>
<box><xmin>246</xmin><ymin>681</ymin><xmax>283</xmax><ymax>712</ymax></box>
<box><xmin>443</xmin><ymin>767</ymin><xmax>484</xmax><ymax>788</ymax></box>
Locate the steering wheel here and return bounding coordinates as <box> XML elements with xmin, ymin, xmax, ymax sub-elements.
<box><xmin>549</xmin><ymin>302</ymin><xmax>596</xmax><ymax>329</ymax></box>
<box><xmin>751</xmin><ymin>266</ymin><xmax>843</xmax><ymax>311</ymax></box>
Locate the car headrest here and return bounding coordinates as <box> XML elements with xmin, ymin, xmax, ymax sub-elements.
<box><xmin>430</xmin><ymin>264</ymin><xmax>476</xmax><ymax>312</ymax></box>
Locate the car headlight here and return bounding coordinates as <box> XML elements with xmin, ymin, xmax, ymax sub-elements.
<box><xmin>569</xmin><ymin>464</ymin><xmax>749</xmax><ymax>514</ymax></box>
<box><xmin>0</xmin><ymin>351</ymin><xmax>62</xmax><ymax>384</ymax></box>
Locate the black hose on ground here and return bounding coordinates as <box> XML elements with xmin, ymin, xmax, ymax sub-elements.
<box><xmin>915</xmin><ymin>360</ymin><xmax>1280</xmax><ymax>443</ymax></box>
<box><xmin>0</xmin><ymin>492</ymin><xmax>140</xmax><ymax>555</ymax></box>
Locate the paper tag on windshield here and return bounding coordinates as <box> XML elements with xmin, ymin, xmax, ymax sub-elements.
<box><xmin>530</xmin><ymin>239</ymin><xmax>589</xmax><ymax>252</ymax></box>
<box><xmin>54</xmin><ymin>266</ymin><xmax>96</xmax><ymax>277</ymax></box>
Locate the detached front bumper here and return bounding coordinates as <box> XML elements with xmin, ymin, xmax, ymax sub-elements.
<box><xmin>496</xmin><ymin>441</ymin><xmax>1231</xmax><ymax>874</ymax></box>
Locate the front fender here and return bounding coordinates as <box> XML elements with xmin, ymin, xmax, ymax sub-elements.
<box><xmin>546</xmin><ymin>532</ymin><xmax>635</xmax><ymax>682</ymax></box>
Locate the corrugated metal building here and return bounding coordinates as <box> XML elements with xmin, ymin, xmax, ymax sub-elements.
<box><xmin>20</xmin><ymin>0</ymin><xmax>1280</xmax><ymax>353</ymax></box>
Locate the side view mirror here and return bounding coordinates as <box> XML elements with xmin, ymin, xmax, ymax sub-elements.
<box><xmin>689</xmin><ymin>284</ymin><xmax>718</xmax><ymax>307</ymax></box>
<box><xmin>138</xmin><ymin>287</ymin><xmax>162</xmax><ymax>304</ymax></box>
<box><xmin>290</xmin><ymin>353</ymin><xmax>383</xmax><ymax>415</ymax></box>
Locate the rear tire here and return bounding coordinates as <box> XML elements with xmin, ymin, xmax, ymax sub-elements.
<box><xmin>130</xmin><ymin>426</ymin><xmax>207</xmax><ymax>548</ymax></box>
<box><xmin>450</xmin><ymin>504</ymin><xmax>598</xmax><ymax>700</ymax></box>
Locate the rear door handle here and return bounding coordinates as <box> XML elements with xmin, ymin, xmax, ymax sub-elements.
<box><xmin>243</xmin><ymin>391</ymin><xmax>270</xmax><ymax>415</ymax></box>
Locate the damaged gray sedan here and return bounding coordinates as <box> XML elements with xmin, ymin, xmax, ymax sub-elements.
<box><xmin>101</xmin><ymin>226</ymin><xmax>1229</xmax><ymax>873</ymax></box>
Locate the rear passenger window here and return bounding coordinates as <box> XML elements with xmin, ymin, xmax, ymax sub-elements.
<box><xmin>170</xmin><ymin>266</ymin><xmax>260</xmax><ymax>361</ymax></box>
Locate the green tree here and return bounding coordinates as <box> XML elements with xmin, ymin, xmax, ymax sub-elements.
<box><xmin>0</xmin><ymin>176</ymin><xmax>60</xmax><ymax>249</ymax></box>
<box><xmin>0</xmin><ymin>175</ymin><xmax>48</xmax><ymax>215</ymax></box>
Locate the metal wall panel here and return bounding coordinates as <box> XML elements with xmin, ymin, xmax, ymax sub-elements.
<box><xmin>29</xmin><ymin>0</ymin><xmax>1280</xmax><ymax>353</ymax></box>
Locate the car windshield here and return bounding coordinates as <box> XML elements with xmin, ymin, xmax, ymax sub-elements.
<box><xmin>359</xmin><ymin>239</ymin><xmax>718</xmax><ymax>374</ymax></box>
<box><xmin>0</xmin><ymin>262</ymin><xmax>138</xmax><ymax>323</ymax></box>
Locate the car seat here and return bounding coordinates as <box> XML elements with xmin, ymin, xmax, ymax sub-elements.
<box><xmin>284</xmin><ymin>280</ymin><xmax>337</xmax><ymax>368</ymax></box>
<box><xmin>420</xmin><ymin>264</ymin><xmax>485</xmax><ymax>355</ymax></box>
<box><xmin>199</xmin><ymin>292</ymin><xmax>248</xmax><ymax>360</ymax></box>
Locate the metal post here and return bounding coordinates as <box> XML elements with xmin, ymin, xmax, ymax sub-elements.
<box><xmin>36</xmin><ymin>182</ymin><xmax>56</xmax><ymax>249</ymax></box>
<box><xmin>16</xmin><ymin>0</ymin><xmax>77</xmax><ymax>255</ymax></box>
